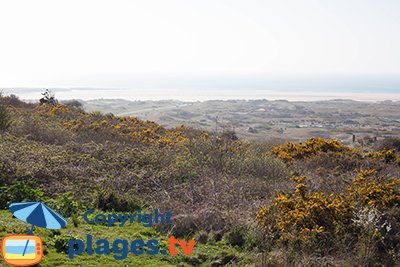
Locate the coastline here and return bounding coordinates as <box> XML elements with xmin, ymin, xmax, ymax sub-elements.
<box><xmin>2</xmin><ymin>88</ymin><xmax>400</xmax><ymax>102</ymax></box>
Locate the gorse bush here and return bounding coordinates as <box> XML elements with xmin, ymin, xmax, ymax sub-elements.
<box><xmin>349</xmin><ymin>169</ymin><xmax>400</xmax><ymax>207</ymax></box>
<box><xmin>365</xmin><ymin>149</ymin><xmax>400</xmax><ymax>164</ymax></box>
<box><xmin>257</xmin><ymin>175</ymin><xmax>351</xmax><ymax>245</ymax></box>
<box><xmin>272</xmin><ymin>137</ymin><xmax>348</xmax><ymax>162</ymax></box>
<box><xmin>256</xmin><ymin>170</ymin><xmax>400</xmax><ymax>264</ymax></box>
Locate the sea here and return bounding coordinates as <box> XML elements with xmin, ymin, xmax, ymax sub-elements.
<box><xmin>2</xmin><ymin>74</ymin><xmax>400</xmax><ymax>102</ymax></box>
<box><xmin>2</xmin><ymin>87</ymin><xmax>400</xmax><ymax>102</ymax></box>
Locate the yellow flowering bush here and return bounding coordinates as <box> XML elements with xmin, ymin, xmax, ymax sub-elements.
<box><xmin>272</xmin><ymin>137</ymin><xmax>349</xmax><ymax>162</ymax></box>
<box><xmin>59</xmin><ymin>109</ymin><xmax>193</xmax><ymax>146</ymax></box>
<box><xmin>272</xmin><ymin>138</ymin><xmax>400</xmax><ymax>168</ymax></box>
<box><xmin>257</xmin><ymin>176</ymin><xmax>352</xmax><ymax>244</ymax></box>
<box><xmin>257</xmin><ymin>170</ymin><xmax>400</xmax><ymax>246</ymax></box>
<box><xmin>35</xmin><ymin>104</ymin><xmax>77</xmax><ymax>117</ymax></box>
<box><xmin>365</xmin><ymin>149</ymin><xmax>400</xmax><ymax>164</ymax></box>
<box><xmin>349</xmin><ymin>169</ymin><xmax>400</xmax><ymax>207</ymax></box>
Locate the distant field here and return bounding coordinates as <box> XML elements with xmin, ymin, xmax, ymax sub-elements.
<box><xmin>82</xmin><ymin>99</ymin><xmax>400</xmax><ymax>143</ymax></box>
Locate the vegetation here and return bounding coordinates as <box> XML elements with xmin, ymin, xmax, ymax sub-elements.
<box><xmin>0</xmin><ymin>93</ymin><xmax>400</xmax><ymax>266</ymax></box>
<box><xmin>0</xmin><ymin>210</ymin><xmax>250</xmax><ymax>267</ymax></box>
<box><xmin>0</xmin><ymin>94</ymin><xmax>11</xmax><ymax>133</ymax></box>
<box><xmin>257</xmin><ymin>171</ymin><xmax>400</xmax><ymax>264</ymax></box>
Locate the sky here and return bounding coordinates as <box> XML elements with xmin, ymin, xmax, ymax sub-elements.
<box><xmin>0</xmin><ymin>0</ymin><xmax>400</xmax><ymax>91</ymax></box>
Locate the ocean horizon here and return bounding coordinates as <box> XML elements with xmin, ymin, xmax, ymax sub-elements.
<box><xmin>2</xmin><ymin>87</ymin><xmax>400</xmax><ymax>102</ymax></box>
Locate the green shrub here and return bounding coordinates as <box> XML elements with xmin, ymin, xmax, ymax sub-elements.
<box><xmin>51</xmin><ymin>234</ymin><xmax>80</xmax><ymax>253</ymax></box>
<box><xmin>194</xmin><ymin>231</ymin><xmax>209</xmax><ymax>244</ymax></box>
<box><xmin>174</xmin><ymin>150</ymin><xmax>199</xmax><ymax>182</ymax></box>
<box><xmin>243</xmin><ymin>227</ymin><xmax>267</xmax><ymax>251</ymax></box>
<box><xmin>96</xmin><ymin>189</ymin><xmax>142</xmax><ymax>212</ymax></box>
<box><xmin>225</xmin><ymin>227</ymin><xmax>246</xmax><ymax>248</ymax></box>
<box><xmin>0</xmin><ymin>181</ymin><xmax>44</xmax><ymax>209</ymax></box>
<box><xmin>211</xmin><ymin>251</ymin><xmax>240</xmax><ymax>266</ymax></box>
<box><xmin>0</xmin><ymin>103</ymin><xmax>11</xmax><ymax>133</ymax></box>
<box><xmin>0</xmin><ymin>186</ymin><xmax>8</xmax><ymax>209</ymax></box>
<box><xmin>46</xmin><ymin>192</ymin><xmax>81</xmax><ymax>218</ymax></box>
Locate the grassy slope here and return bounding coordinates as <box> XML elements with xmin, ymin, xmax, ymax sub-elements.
<box><xmin>2</xmin><ymin>100</ymin><xmax>400</xmax><ymax>266</ymax></box>
<box><xmin>0</xmin><ymin>104</ymin><xmax>266</xmax><ymax>266</ymax></box>
<box><xmin>0</xmin><ymin>211</ymin><xmax>252</xmax><ymax>266</ymax></box>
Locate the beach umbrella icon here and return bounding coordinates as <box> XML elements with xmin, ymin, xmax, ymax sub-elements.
<box><xmin>9</xmin><ymin>202</ymin><xmax>67</xmax><ymax>232</ymax></box>
<box><xmin>9</xmin><ymin>202</ymin><xmax>67</xmax><ymax>256</ymax></box>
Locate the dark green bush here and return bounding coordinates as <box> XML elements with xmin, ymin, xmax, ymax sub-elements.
<box><xmin>96</xmin><ymin>189</ymin><xmax>142</xmax><ymax>212</ymax></box>
<box><xmin>51</xmin><ymin>234</ymin><xmax>80</xmax><ymax>253</ymax></box>
<box><xmin>0</xmin><ymin>186</ymin><xmax>8</xmax><ymax>209</ymax></box>
<box><xmin>45</xmin><ymin>192</ymin><xmax>81</xmax><ymax>218</ymax></box>
<box><xmin>194</xmin><ymin>231</ymin><xmax>209</xmax><ymax>244</ymax></box>
<box><xmin>0</xmin><ymin>181</ymin><xmax>44</xmax><ymax>209</ymax></box>
<box><xmin>225</xmin><ymin>227</ymin><xmax>246</xmax><ymax>248</ymax></box>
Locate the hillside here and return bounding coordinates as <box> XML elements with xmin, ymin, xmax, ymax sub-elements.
<box><xmin>1</xmin><ymin>94</ymin><xmax>400</xmax><ymax>266</ymax></box>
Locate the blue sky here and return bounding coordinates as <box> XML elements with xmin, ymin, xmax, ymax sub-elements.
<box><xmin>0</xmin><ymin>0</ymin><xmax>399</xmax><ymax>89</ymax></box>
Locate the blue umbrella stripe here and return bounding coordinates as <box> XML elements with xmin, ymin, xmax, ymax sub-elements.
<box><xmin>11</xmin><ymin>203</ymin><xmax>41</xmax><ymax>221</ymax></box>
<box><xmin>9</xmin><ymin>202</ymin><xmax>67</xmax><ymax>229</ymax></box>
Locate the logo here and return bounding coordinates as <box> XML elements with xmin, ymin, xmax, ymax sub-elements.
<box><xmin>1</xmin><ymin>202</ymin><xmax>67</xmax><ymax>266</ymax></box>
<box><xmin>1</xmin><ymin>235</ymin><xmax>43</xmax><ymax>266</ymax></box>
<box><xmin>68</xmin><ymin>210</ymin><xmax>196</xmax><ymax>260</ymax></box>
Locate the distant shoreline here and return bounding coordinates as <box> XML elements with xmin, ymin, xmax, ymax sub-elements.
<box><xmin>2</xmin><ymin>88</ymin><xmax>400</xmax><ymax>102</ymax></box>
